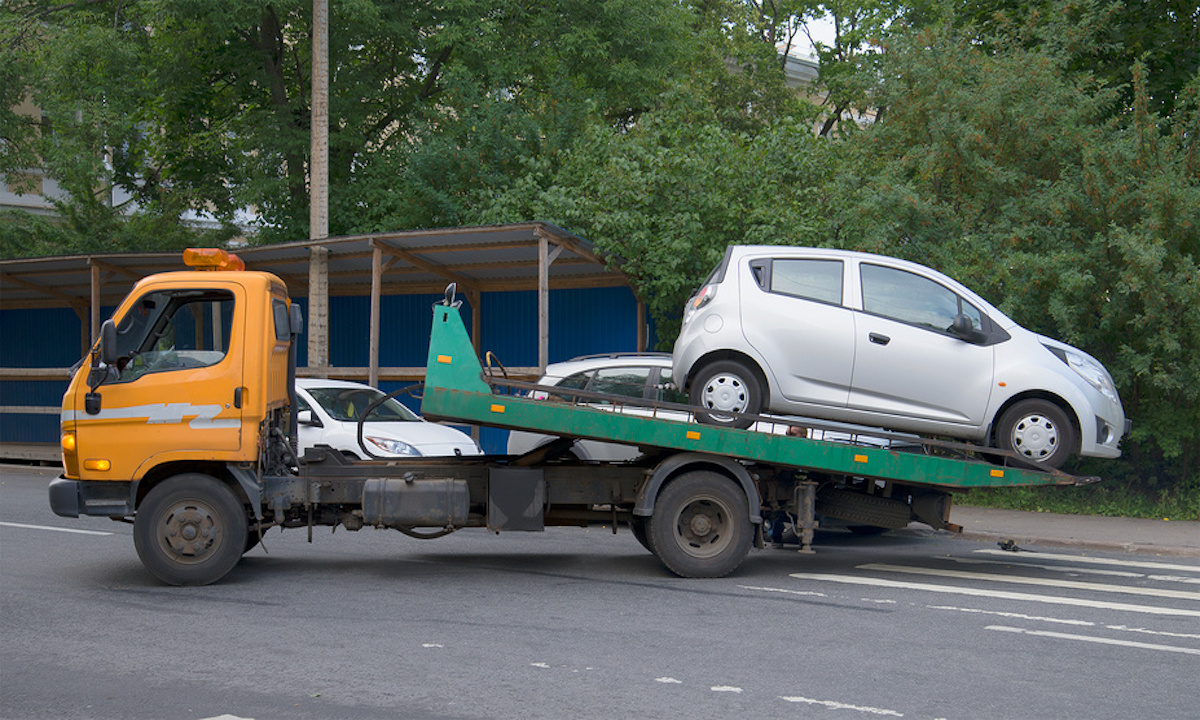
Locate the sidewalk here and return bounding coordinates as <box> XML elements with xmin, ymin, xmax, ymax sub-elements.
<box><xmin>945</xmin><ymin>505</ymin><xmax>1200</xmax><ymax>558</ymax></box>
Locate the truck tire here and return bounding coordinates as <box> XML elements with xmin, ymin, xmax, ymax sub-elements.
<box><xmin>816</xmin><ymin>488</ymin><xmax>912</xmax><ymax>530</ymax></box>
<box><xmin>648</xmin><ymin>471</ymin><xmax>751</xmax><ymax>578</ymax></box>
<box><xmin>134</xmin><ymin>473</ymin><xmax>249</xmax><ymax>586</ymax></box>
<box><xmin>630</xmin><ymin>517</ymin><xmax>653</xmax><ymax>554</ymax></box>
<box><xmin>690</xmin><ymin>360</ymin><xmax>761</xmax><ymax>430</ymax></box>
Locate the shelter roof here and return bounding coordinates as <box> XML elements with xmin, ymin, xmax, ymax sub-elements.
<box><xmin>0</xmin><ymin>222</ymin><xmax>626</xmax><ymax>310</ymax></box>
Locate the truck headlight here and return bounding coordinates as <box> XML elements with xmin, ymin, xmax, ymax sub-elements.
<box><xmin>366</xmin><ymin>436</ymin><xmax>422</xmax><ymax>456</ymax></box>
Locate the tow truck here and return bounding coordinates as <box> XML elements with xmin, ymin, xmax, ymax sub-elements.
<box><xmin>49</xmin><ymin>249</ymin><xmax>1095</xmax><ymax>585</ymax></box>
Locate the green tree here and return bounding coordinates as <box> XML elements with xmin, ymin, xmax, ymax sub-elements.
<box><xmin>833</xmin><ymin>21</ymin><xmax>1200</xmax><ymax>492</ymax></box>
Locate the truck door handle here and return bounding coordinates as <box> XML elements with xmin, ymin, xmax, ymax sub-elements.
<box><xmin>869</xmin><ymin>333</ymin><xmax>891</xmax><ymax>346</ymax></box>
<box><xmin>233</xmin><ymin>387</ymin><xmax>243</xmax><ymax>409</ymax></box>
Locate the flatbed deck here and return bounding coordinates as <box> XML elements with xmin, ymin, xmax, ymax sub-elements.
<box><xmin>420</xmin><ymin>302</ymin><xmax>1092</xmax><ymax>491</ymax></box>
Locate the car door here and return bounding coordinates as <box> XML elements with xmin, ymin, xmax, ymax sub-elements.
<box><xmin>739</xmin><ymin>257</ymin><xmax>856</xmax><ymax>408</ymax></box>
<box><xmin>848</xmin><ymin>262</ymin><xmax>994</xmax><ymax>426</ymax></box>
<box><xmin>74</xmin><ymin>284</ymin><xmax>244</xmax><ymax>479</ymax></box>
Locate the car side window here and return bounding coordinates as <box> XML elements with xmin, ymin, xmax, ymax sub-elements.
<box><xmin>112</xmin><ymin>289</ymin><xmax>234</xmax><ymax>383</ymax></box>
<box><xmin>588</xmin><ymin>367</ymin><xmax>652</xmax><ymax>400</ymax></box>
<box><xmin>770</xmin><ymin>259</ymin><xmax>843</xmax><ymax>305</ymax></box>
<box><xmin>557</xmin><ymin>371</ymin><xmax>593</xmax><ymax>391</ymax></box>
<box><xmin>860</xmin><ymin>264</ymin><xmax>979</xmax><ymax>333</ymax></box>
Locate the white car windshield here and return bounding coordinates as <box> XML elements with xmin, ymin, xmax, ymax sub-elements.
<box><xmin>305</xmin><ymin>387</ymin><xmax>420</xmax><ymax>423</ymax></box>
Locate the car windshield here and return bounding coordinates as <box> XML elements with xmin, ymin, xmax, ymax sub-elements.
<box><xmin>305</xmin><ymin>387</ymin><xmax>420</xmax><ymax>423</ymax></box>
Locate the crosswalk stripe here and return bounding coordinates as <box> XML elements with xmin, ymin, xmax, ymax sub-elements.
<box><xmin>972</xmin><ymin>549</ymin><xmax>1200</xmax><ymax>574</ymax></box>
<box><xmin>987</xmin><ymin>625</ymin><xmax>1200</xmax><ymax>655</ymax></box>
<box><xmin>787</xmin><ymin>573</ymin><xmax>1200</xmax><ymax>617</ymax></box>
<box><xmin>859</xmin><ymin>563</ymin><xmax>1200</xmax><ymax>601</ymax></box>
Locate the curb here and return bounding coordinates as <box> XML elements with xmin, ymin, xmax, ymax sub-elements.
<box><xmin>953</xmin><ymin>528</ymin><xmax>1200</xmax><ymax>559</ymax></box>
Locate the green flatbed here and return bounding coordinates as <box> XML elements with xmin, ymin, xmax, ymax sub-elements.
<box><xmin>421</xmin><ymin>302</ymin><xmax>1090</xmax><ymax>491</ymax></box>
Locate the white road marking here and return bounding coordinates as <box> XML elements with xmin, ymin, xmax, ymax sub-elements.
<box><xmin>1103</xmin><ymin>625</ymin><xmax>1200</xmax><ymax>641</ymax></box>
<box><xmin>788</xmin><ymin>573</ymin><xmax>1200</xmax><ymax>617</ymax></box>
<box><xmin>859</xmin><ymin>563</ymin><xmax>1200</xmax><ymax>601</ymax></box>
<box><xmin>951</xmin><ymin>557</ymin><xmax>1145</xmax><ymax>579</ymax></box>
<box><xmin>926</xmin><ymin>604</ymin><xmax>1096</xmax><ymax>626</ymax></box>
<box><xmin>956</xmin><ymin>557</ymin><xmax>1200</xmax><ymax>585</ymax></box>
<box><xmin>422</xmin><ymin>643</ymin><xmax>443</xmax><ymax>648</ymax></box>
<box><xmin>739</xmin><ymin>584</ymin><xmax>826</xmax><ymax>598</ymax></box>
<box><xmin>711</xmin><ymin>686</ymin><xmax>743</xmax><ymax>693</ymax></box>
<box><xmin>972</xmin><ymin>549</ymin><xmax>1200</xmax><ymax>574</ymax></box>
<box><xmin>986</xmin><ymin>625</ymin><xmax>1200</xmax><ymax>655</ymax></box>
<box><xmin>778</xmin><ymin>695</ymin><xmax>905</xmax><ymax>716</ymax></box>
<box><xmin>0</xmin><ymin>521</ymin><xmax>112</xmax><ymax>536</ymax></box>
<box><xmin>655</xmin><ymin>677</ymin><xmax>683</xmax><ymax>684</ymax></box>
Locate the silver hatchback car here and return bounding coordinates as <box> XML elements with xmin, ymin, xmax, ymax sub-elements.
<box><xmin>672</xmin><ymin>246</ymin><xmax>1127</xmax><ymax>468</ymax></box>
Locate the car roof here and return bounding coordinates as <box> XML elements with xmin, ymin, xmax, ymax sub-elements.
<box><xmin>542</xmin><ymin>352</ymin><xmax>672</xmax><ymax>378</ymax></box>
<box><xmin>296</xmin><ymin>378</ymin><xmax>381</xmax><ymax>390</ymax></box>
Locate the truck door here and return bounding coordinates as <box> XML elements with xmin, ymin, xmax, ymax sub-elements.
<box><xmin>73</xmin><ymin>284</ymin><xmax>244</xmax><ymax>479</ymax></box>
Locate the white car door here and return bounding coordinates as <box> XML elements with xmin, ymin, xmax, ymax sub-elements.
<box><xmin>739</xmin><ymin>257</ymin><xmax>856</xmax><ymax>408</ymax></box>
<box><xmin>848</xmin><ymin>262</ymin><xmax>994</xmax><ymax>426</ymax></box>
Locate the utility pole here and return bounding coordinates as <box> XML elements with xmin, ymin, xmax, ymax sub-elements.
<box><xmin>310</xmin><ymin>0</ymin><xmax>329</xmax><ymax>242</ymax></box>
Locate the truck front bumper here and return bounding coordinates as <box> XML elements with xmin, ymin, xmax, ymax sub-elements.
<box><xmin>49</xmin><ymin>478</ymin><xmax>135</xmax><ymax>518</ymax></box>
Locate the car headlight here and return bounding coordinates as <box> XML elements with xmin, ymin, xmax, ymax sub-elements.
<box><xmin>1050</xmin><ymin>348</ymin><xmax>1119</xmax><ymax>404</ymax></box>
<box><xmin>365</xmin><ymin>436</ymin><xmax>422</xmax><ymax>456</ymax></box>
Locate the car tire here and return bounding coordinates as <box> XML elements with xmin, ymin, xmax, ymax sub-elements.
<box><xmin>690</xmin><ymin>360</ymin><xmax>762</xmax><ymax>430</ymax></box>
<box><xmin>996</xmin><ymin>399</ymin><xmax>1075</xmax><ymax>470</ymax></box>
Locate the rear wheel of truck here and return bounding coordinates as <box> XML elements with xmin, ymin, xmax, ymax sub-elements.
<box><xmin>649</xmin><ymin>471</ymin><xmax>751</xmax><ymax>578</ymax></box>
<box><xmin>134</xmin><ymin>473</ymin><xmax>249</xmax><ymax>586</ymax></box>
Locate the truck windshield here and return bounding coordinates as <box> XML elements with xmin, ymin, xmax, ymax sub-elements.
<box><xmin>305</xmin><ymin>387</ymin><xmax>420</xmax><ymax>423</ymax></box>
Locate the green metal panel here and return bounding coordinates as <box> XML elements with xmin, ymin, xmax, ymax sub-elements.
<box><xmin>422</xmin><ymin>304</ymin><xmax>1083</xmax><ymax>490</ymax></box>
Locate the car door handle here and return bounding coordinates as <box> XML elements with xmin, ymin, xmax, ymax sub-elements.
<box><xmin>233</xmin><ymin>387</ymin><xmax>243</xmax><ymax>409</ymax></box>
<box><xmin>869</xmin><ymin>333</ymin><xmax>891</xmax><ymax>346</ymax></box>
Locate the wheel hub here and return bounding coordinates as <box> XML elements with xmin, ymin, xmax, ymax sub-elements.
<box><xmin>163</xmin><ymin>505</ymin><xmax>218</xmax><ymax>558</ymax></box>
<box><xmin>701</xmin><ymin>375</ymin><xmax>747</xmax><ymax>414</ymax></box>
<box><xmin>1011</xmin><ymin>414</ymin><xmax>1058</xmax><ymax>460</ymax></box>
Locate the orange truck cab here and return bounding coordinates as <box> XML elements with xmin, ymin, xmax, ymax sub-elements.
<box><xmin>51</xmin><ymin>248</ymin><xmax>300</xmax><ymax>527</ymax></box>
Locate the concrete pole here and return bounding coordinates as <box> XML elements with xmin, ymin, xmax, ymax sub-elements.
<box><xmin>310</xmin><ymin>0</ymin><xmax>329</xmax><ymax>242</ymax></box>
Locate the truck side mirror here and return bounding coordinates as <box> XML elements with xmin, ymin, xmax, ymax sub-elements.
<box><xmin>99</xmin><ymin>319</ymin><xmax>118</xmax><ymax>364</ymax></box>
<box><xmin>297</xmin><ymin>409</ymin><xmax>321</xmax><ymax>427</ymax></box>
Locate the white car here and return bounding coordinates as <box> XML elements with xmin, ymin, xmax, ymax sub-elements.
<box><xmin>295</xmin><ymin>378</ymin><xmax>480</xmax><ymax>459</ymax></box>
<box><xmin>673</xmin><ymin>246</ymin><xmax>1128</xmax><ymax>468</ymax></box>
<box><xmin>506</xmin><ymin>354</ymin><xmax>916</xmax><ymax>460</ymax></box>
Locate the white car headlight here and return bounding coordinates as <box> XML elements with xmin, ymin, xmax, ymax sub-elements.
<box><xmin>365</xmin><ymin>436</ymin><xmax>422</xmax><ymax>456</ymax></box>
<box><xmin>1065</xmin><ymin>351</ymin><xmax>1119</xmax><ymax>404</ymax></box>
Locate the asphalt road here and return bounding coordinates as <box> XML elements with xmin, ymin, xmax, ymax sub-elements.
<box><xmin>3</xmin><ymin>464</ymin><xmax>1198</xmax><ymax>720</ymax></box>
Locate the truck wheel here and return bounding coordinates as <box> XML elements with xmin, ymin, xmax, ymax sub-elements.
<box><xmin>996</xmin><ymin>399</ymin><xmax>1075</xmax><ymax>469</ymax></box>
<box><xmin>690</xmin><ymin>360</ymin><xmax>761</xmax><ymax>430</ymax></box>
<box><xmin>649</xmin><ymin>471</ymin><xmax>751</xmax><ymax>578</ymax></box>
<box><xmin>134</xmin><ymin>474</ymin><xmax>249</xmax><ymax>586</ymax></box>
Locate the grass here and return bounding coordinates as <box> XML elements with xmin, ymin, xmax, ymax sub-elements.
<box><xmin>958</xmin><ymin>481</ymin><xmax>1200</xmax><ymax>521</ymax></box>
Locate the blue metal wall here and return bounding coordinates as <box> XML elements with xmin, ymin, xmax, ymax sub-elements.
<box><xmin>0</xmin><ymin>307</ymin><xmax>84</xmax><ymax>443</ymax></box>
<box><xmin>1</xmin><ymin>286</ymin><xmax>649</xmax><ymax>454</ymax></box>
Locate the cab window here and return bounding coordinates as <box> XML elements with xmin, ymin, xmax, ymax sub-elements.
<box><xmin>112</xmin><ymin>289</ymin><xmax>234</xmax><ymax>383</ymax></box>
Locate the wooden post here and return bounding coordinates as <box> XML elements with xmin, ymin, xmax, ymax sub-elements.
<box><xmin>636</xmin><ymin>296</ymin><xmax>647</xmax><ymax>352</ymax></box>
<box><xmin>369</xmin><ymin>243</ymin><xmax>382</xmax><ymax>388</ymax></box>
<box><xmin>307</xmin><ymin>245</ymin><xmax>329</xmax><ymax>377</ymax></box>
<box><xmin>89</xmin><ymin>262</ymin><xmax>100</xmax><ymax>349</ymax></box>
<box><xmin>537</xmin><ymin>231</ymin><xmax>549</xmax><ymax>373</ymax></box>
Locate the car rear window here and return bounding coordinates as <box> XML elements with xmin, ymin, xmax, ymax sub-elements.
<box><xmin>771</xmin><ymin>259</ymin><xmax>843</xmax><ymax>305</ymax></box>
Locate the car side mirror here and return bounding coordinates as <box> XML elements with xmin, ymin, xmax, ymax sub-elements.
<box><xmin>951</xmin><ymin>313</ymin><xmax>987</xmax><ymax>344</ymax></box>
<box><xmin>298</xmin><ymin>409</ymin><xmax>322</xmax><ymax>427</ymax></box>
